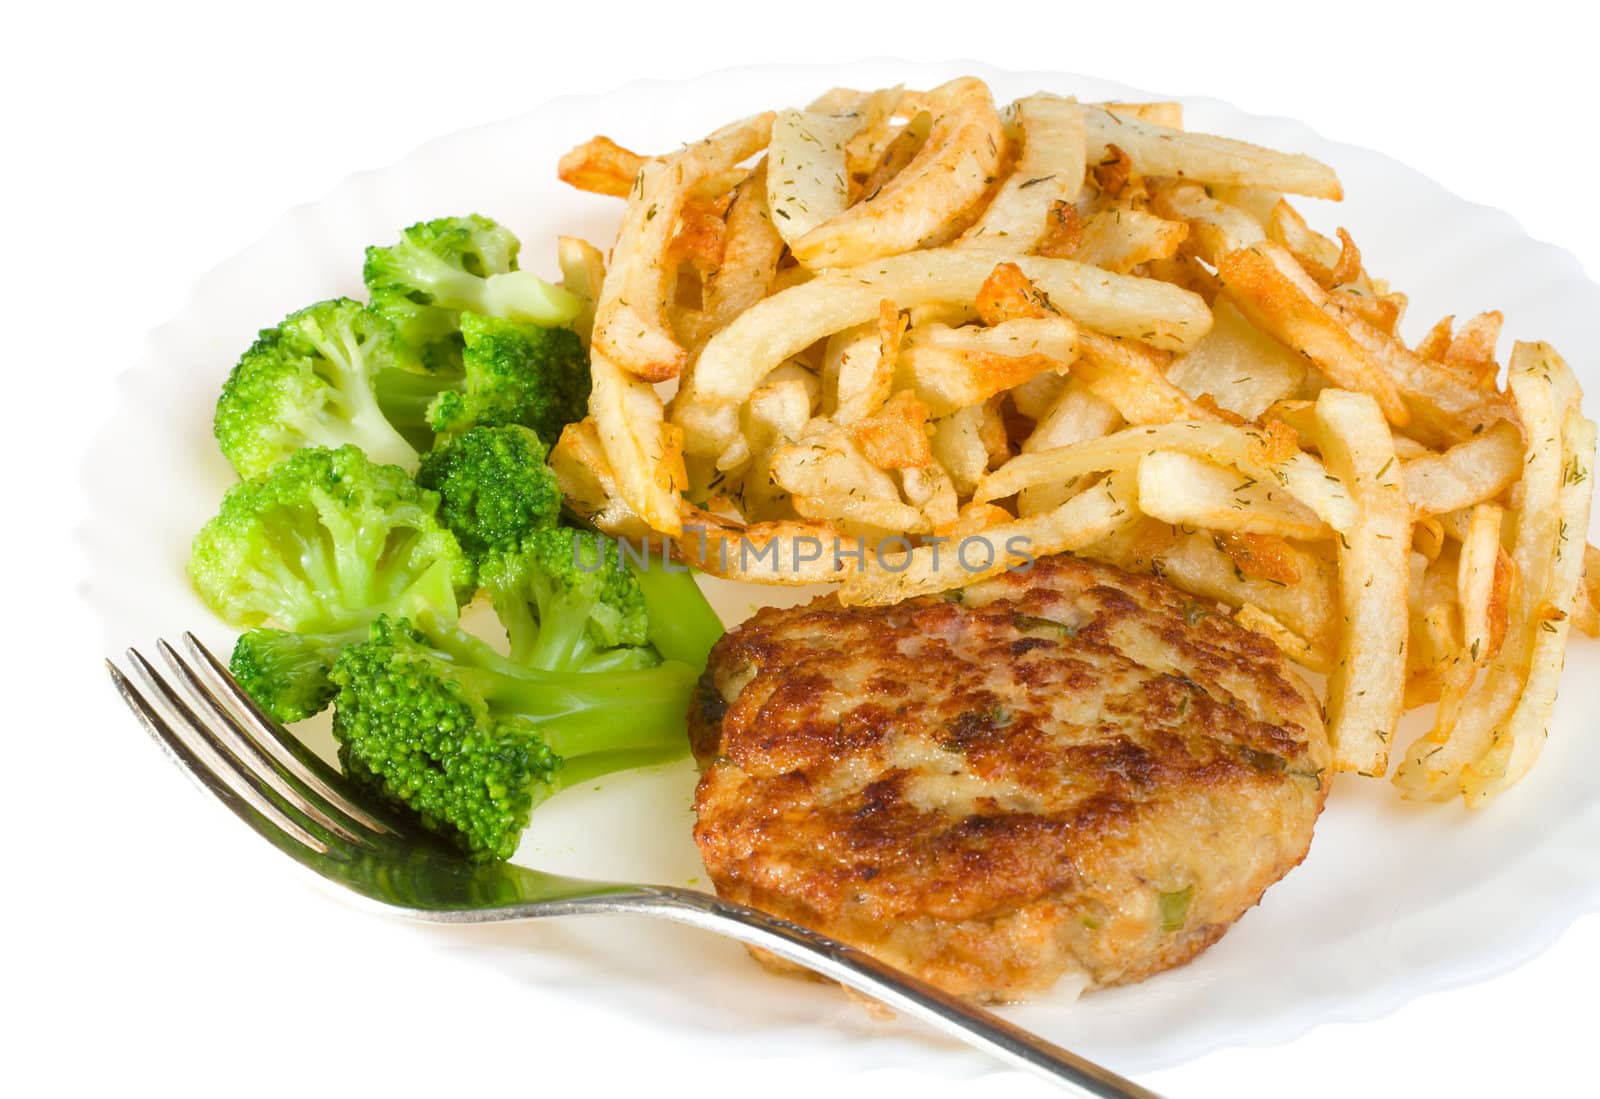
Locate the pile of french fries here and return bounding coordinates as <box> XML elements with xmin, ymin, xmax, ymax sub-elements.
<box><xmin>548</xmin><ymin>76</ymin><xmax>1598</xmax><ymax>805</ymax></box>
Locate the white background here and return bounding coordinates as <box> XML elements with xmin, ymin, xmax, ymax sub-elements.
<box><xmin>8</xmin><ymin>1</ymin><xmax>1597</xmax><ymax>1095</ymax></box>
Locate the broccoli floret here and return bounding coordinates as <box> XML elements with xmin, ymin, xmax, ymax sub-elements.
<box><xmin>213</xmin><ymin>298</ymin><xmax>422</xmax><ymax>479</ymax></box>
<box><xmin>189</xmin><ymin>446</ymin><xmax>471</xmax><ymax>723</ymax></box>
<box><xmin>370</xmin><ymin>314</ymin><xmax>588</xmax><ymax>452</ymax></box>
<box><xmin>189</xmin><ymin>445</ymin><xmax>470</xmax><ymax>628</ymax></box>
<box><xmin>229</xmin><ymin>628</ymin><xmax>351</xmax><ymax>724</ymax></box>
<box><xmin>364</xmin><ymin>215</ymin><xmax>581</xmax><ymax>372</ymax></box>
<box><xmin>480</xmin><ymin>528</ymin><xmax>650</xmax><ymax>672</ymax></box>
<box><xmin>226</xmin><ymin>552</ymin><xmax>463</xmax><ymax>726</ymax></box>
<box><xmin>330</xmin><ymin>614</ymin><xmax>699</xmax><ymax>860</ymax></box>
<box><xmin>428</xmin><ymin>313</ymin><xmax>589</xmax><ymax>442</ymax></box>
<box><xmin>416</xmin><ymin>426</ymin><xmax>562</xmax><ymax>567</ymax></box>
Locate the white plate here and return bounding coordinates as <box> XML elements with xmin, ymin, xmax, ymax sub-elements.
<box><xmin>84</xmin><ymin>60</ymin><xmax>1600</xmax><ymax>1075</ymax></box>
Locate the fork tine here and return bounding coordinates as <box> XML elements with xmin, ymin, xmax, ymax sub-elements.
<box><xmin>106</xmin><ymin>658</ymin><xmax>329</xmax><ymax>856</ymax></box>
<box><xmin>156</xmin><ymin>639</ymin><xmax>380</xmax><ymax>847</ymax></box>
<box><xmin>181</xmin><ymin>632</ymin><xmax>416</xmax><ymax>839</ymax></box>
<box><xmin>121</xmin><ymin>647</ymin><xmax>357</xmax><ymax>856</ymax></box>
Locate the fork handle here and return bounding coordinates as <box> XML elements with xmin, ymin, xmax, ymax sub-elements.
<box><xmin>535</xmin><ymin>886</ymin><xmax>1160</xmax><ymax>1098</ymax></box>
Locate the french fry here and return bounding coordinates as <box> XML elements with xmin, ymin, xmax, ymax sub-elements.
<box><xmin>856</xmin><ymin>109</ymin><xmax>931</xmax><ymax>201</ymax></box>
<box><xmin>836</xmin><ymin>85</ymin><xmax>907</xmax><ymax>185</ymax></box>
<box><xmin>664</xmin><ymin>196</ymin><xmax>728</xmax><ymax>279</ymax></box>
<box><xmin>731</xmin><ymin>365</ymin><xmax>818</xmax><ymax>521</ymax></box>
<box><xmin>1444</xmin><ymin>310</ymin><xmax>1503</xmax><ymax>388</ymax></box>
<box><xmin>1084</xmin><ymin>106</ymin><xmax>1342</xmax><ymax>199</ymax></box>
<box><xmin>839</xmin><ymin>469</ymin><xmax>1139</xmax><ymax>605</ymax></box>
<box><xmin>1148</xmin><ymin>179</ymin><xmax>1265</xmax><ymax>261</ymax></box>
<box><xmin>1215</xmin><ymin>243</ymin><xmax>1409</xmax><ymax>424</ymax></box>
<box><xmin>1463</xmin><ymin>381</ymin><xmax>1596</xmax><ymax>799</ymax></box>
<box><xmin>1218</xmin><ymin>531</ymin><xmax>1303</xmax><ymax>585</ymax></box>
<box><xmin>850</xmin><ymin>389</ymin><xmax>934</xmax><ymax>469</ymax></box>
<box><xmin>900</xmin><ymin>462</ymin><xmax>959</xmax><ymax>530</ymax></box>
<box><xmin>1017</xmin><ymin>378</ymin><xmax>1121</xmax><ymax>514</ymax></box>
<box><xmin>682</xmin><ymin>247</ymin><xmax>1212</xmax><ymax>411</ymax></box>
<box><xmin>1072</xmin><ymin>331</ymin><xmax>1211</xmax><ymax>425</ymax></box>
<box><xmin>1090</xmin><ymin>518</ymin><xmax>1339</xmax><ymax>667</ymax></box>
<box><xmin>556</xmin><ymin>236</ymin><xmax>606</xmax><ymax>346</ymax></box>
<box><xmin>557</xmin><ymin>135</ymin><xmax>646</xmax><ymax>198</ymax></box>
<box><xmin>1072</xmin><ymin>208</ymin><xmax>1189</xmax><ymax>274</ymax></box>
<box><xmin>1401</xmin><ymin>419</ymin><xmax>1524</xmax><ymax>518</ymax></box>
<box><xmin>938</xmin><ymin>500</ymin><xmax>1017</xmax><ymax>538</ymax></box>
<box><xmin>1328</xmin><ymin>285</ymin><xmax>1404</xmax><ymax>336</ymax></box>
<box><xmin>592</xmin><ymin>112</ymin><xmax>773</xmax><ymax>381</ymax></box>
<box><xmin>976</xmin><ymin>420</ymin><xmax>1358</xmax><ymax>534</ymax></box>
<box><xmin>792</xmin><ymin>491</ymin><xmax>931</xmax><ymax>536</ymax></box>
<box><xmin>548</xmin><ymin>419</ymin><xmax>648</xmax><ymax>537</ymax></box>
<box><xmin>1395</xmin><ymin>344</ymin><xmax>1589</xmax><ymax>801</ymax></box>
<box><xmin>676</xmin><ymin>510</ymin><xmax>853</xmax><ymax>585</ymax></box>
<box><xmin>821</xmin><ymin>300</ymin><xmax>903</xmax><ymax>425</ymax></box>
<box><xmin>1582</xmin><ymin>544</ymin><xmax>1600</xmax><ymax>638</ymax></box>
<box><xmin>1137</xmin><ymin>449</ymin><xmax>1328</xmax><ymax>539</ymax></box>
<box><xmin>767</xmin><ymin>109</ymin><xmax>860</xmax><ymax>243</ymax></box>
<box><xmin>959</xmin><ymin>93</ymin><xmax>1086</xmax><ymax>251</ymax></box>
<box><xmin>1089</xmin><ymin>101</ymin><xmax>1184</xmax><ymax>129</ymax></box>
<box><xmin>1405</xmin><ymin>600</ymin><xmax>1459</xmax><ymax>708</ymax></box>
<box><xmin>898</xmin><ymin>316</ymin><xmax>1078</xmax><ymax>416</ymax></box>
<box><xmin>589</xmin><ymin>350</ymin><xmax>685</xmax><ymax>536</ymax></box>
<box><xmin>975</xmin><ymin>261</ymin><xmax>1055</xmax><ymax>324</ymax></box>
<box><xmin>1415</xmin><ymin>315</ymin><xmax>1455</xmax><ymax>363</ymax></box>
<box><xmin>794</xmin><ymin>78</ymin><xmax>1004</xmax><ymax>268</ymax></box>
<box><xmin>1009</xmin><ymin>370</ymin><xmax>1069</xmax><ymax>420</ymax></box>
<box><xmin>1236</xmin><ymin>603</ymin><xmax>1331</xmax><ymax>672</ymax></box>
<box><xmin>1314</xmin><ymin>387</ymin><xmax>1411</xmax><ymax>775</ymax></box>
<box><xmin>702</xmin><ymin>162</ymin><xmax>785</xmax><ymax>335</ymax></box>
<box><xmin>932</xmin><ymin>404</ymin><xmax>994</xmax><ymax>497</ymax></box>
<box><xmin>1167</xmin><ymin>298</ymin><xmax>1307</xmax><ymax>420</ymax></box>
<box><xmin>771</xmin><ymin>418</ymin><xmax>905</xmax><ymax>512</ymax></box>
<box><xmin>1203</xmin><ymin>183</ymin><xmax>1280</xmax><ymax>227</ymax></box>
<box><xmin>1323</xmin><ymin>298</ymin><xmax>1511</xmax><ymax>445</ymax></box>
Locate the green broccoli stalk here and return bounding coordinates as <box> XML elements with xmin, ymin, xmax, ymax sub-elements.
<box><xmin>213</xmin><ymin>298</ymin><xmax>423</xmax><ymax>479</ymax></box>
<box><xmin>188</xmin><ymin>445</ymin><xmax>471</xmax><ymax>721</ymax></box>
<box><xmin>416</xmin><ymin>425</ymin><xmax>563</xmax><ymax>568</ymax></box>
<box><xmin>328</xmin><ymin>525</ymin><xmax>727</xmax><ymax>860</ymax></box>
<box><xmin>330</xmin><ymin>614</ymin><xmax>699</xmax><ymax>860</ymax></box>
<box><xmin>480</xmin><ymin>528</ymin><xmax>649</xmax><ymax>672</ymax></box>
<box><xmin>371</xmin><ymin>365</ymin><xmax>451</xmax><ymax>452</ymax></box>
<box><xmin>364</xmin><ymin>215</ymin><xmax>581</xmax><ymax>373</ymax></box>
<box><xmin>628</xmin><ymin>553</ymin><xmax>727</xmax><ymax>672</ymax></box>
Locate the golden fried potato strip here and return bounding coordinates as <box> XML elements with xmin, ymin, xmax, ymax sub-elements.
<box><xmin>682</xmin><ymin>248</ymin><xmax>1211</xmax><ymax>412</ymax></box>
<box><xmin>592</xmin><ymin>112</ymin><xmax>773</xmax><ymax>381</ymax></box>
<box><xmin>1395</xmin><ymin>344</ymin><xmax>1593</xmax><ymax>801</ymax></box>
<box><xmin>558</xmin><ymin>135</ymin><xmax>646</xmax><ymax>198</ymax></box>
<box><xmin>1085</xmin><ymin>106</ymin><xmax>1342</xmax><ymax>199</ymax></box>
<box><xmin>589</xmin><ymin>349</ymin><xmax>686</xmax><ymax>536</ymax></box>
<box><xmin>959</xmin><ymin>93</ymin><xmax>1086</xmax><ymax>251</ymax></box>
<box><xmin>850</xmin><ymin>390</ymin><xmax>934</xmax><ymax>469</ymax></box>
<box><xmin>977</xmin><ymin>420</ymin><xmax>1358</xmax><ymax>534</ymax></box>
<box><xmin>1315</xmin><ymin>388</ymin><xmax>1412</xmax><ymax>775</ymax></box>
<box><xmin>1215</xmin><ymin>243</ymin><xmax>1409</xmax><ymax>425</ymax></box>
<box><xmin>793</xmin><ymin>77</ymin><xmax>1004</xmax><ymax>268</ymax></box>
<box><xmin>839</xmin><ymin>469</ymin><xmax>1140</xmax><ymax>605</ymax></box>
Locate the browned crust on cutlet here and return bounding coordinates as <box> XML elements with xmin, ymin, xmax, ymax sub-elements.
<box><xmin>690</xmin><ymin>553</ymin><xmax>1330</xmax><ymax>1001</ymax></box>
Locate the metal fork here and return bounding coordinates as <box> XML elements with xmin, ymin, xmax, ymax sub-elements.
<box><xmin>106</xmin><ymin>633</ymin><xmax>1160</xmax><ymax>1098</ymax></box>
